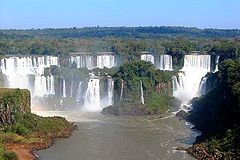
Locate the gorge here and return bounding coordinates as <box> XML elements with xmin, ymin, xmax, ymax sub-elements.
<box><xmin>0</xmin><ymin>30</ymin><xmax>239</xmax><ymax>160</ymax></box>
<box><xmin>0</xmin><ymin>53</ymin><xmax>219</xmax><ymax>113</ymax></box>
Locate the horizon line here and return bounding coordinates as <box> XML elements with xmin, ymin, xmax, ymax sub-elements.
<box><xmin>1</xmin><ymin>25</ymin><xmax>239</xmax><ymax>31</ymax></box>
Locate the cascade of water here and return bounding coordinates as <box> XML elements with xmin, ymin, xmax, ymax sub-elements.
<box><xmin>159</xmin><ymin>55</ymin><xmax>173</xmax><ymax>71</ymax></box>
<box><xmin>97</xmin><ymin>55</ymin><xmax>115</xmax><ymax>69</ymax></box>
<box><xmin>70</xmin><ymin>55</ymin><xmax>94</xmax><ymax>70</ymax></box>
<box><xmin>83</xmin><ymin>78</ymin><xmax>101</xmax><ymax>111</ymax></box>
<box><xmin>70</xmin><ymin>80</ymin><xmax>74</xmax><ymax>97</ymax></box>
<box><xmin>34</xmin><ymin>76</ymin><xmax>47</xmax><ymax>97</ymax></box>
<box><xmin>140</xmin><ymin>80</ymin><xmax>144</xmax><ymax>104</ymax></box>
<box><xmin>62</xmin><ymin>78</ymin><xmax>66</xmax><ymax>98</ymax></box>
<box><xmin>198</xmin><ymin>55</ymin><xmax>220</xmax><ymax>96</ymax></box>
<box><xmin>76</xmin><ymin>82</ymin><xmax>83</xmax><ymax>102</ymax></box>
<box><xmin>46</xmin><ymin>76</ymin><xmax>55</xmax><ymax>95</ymax></box>
<box><xmin>172</xmin><ymin>76</ymin><xmax>180</xmax><ymax>97</ymax></box>
<box><xmin>141</xmin><ymin>54</ymin><xmax>155</xmax><ymax>64</ymax></box>
<box><xmin>107</xmin><ymin>78</ymin><xmax>114</xmax><ymax>106</ymax></box>
<box><xmin>198</xmin><ymin>77</ymin><xmax>208</xmax><ymax>96</ymax></box>
<box><xmin>0</xmin><ymin>56</ymin><xmax>58</xmax><ymax>97</ymax></box>
<box><xmin>173</xmin><ymin>55</ymin><xmax>211</xmax><ymax>104</ymax></box>
<box><xmin>120</xmin><ymin>80</ymin><xmax>124</xmax><ymax>100</ymax></box>
<box><xmin>214</xmin><ymin>55</ymin><xmax>220</xmax><ymax>72</ymax></box>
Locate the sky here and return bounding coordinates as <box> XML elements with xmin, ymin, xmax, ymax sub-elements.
<box><xmin>0</xmin><ymin>0</ymin><xmax>239</xmax><ymax>29</ymax></box>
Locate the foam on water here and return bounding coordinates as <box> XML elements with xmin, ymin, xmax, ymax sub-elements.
<box><xmin>173</xmin><ymin>55</ymin><xmax>211</xmax><ymax>104</ymax></box>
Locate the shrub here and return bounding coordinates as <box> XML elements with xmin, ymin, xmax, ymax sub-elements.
<box><xmin>3</xmin><ymin>151</ymin><xmax>18</xmax><ymax>160</ymax></box>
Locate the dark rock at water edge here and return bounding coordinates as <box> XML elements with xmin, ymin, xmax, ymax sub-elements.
<box><xmin>175</xmin><ymin>110</ymin><xmax>189</xmax><ymax>120</ymax></box>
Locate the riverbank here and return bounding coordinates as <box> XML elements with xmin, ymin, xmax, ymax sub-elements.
<box><xmin>36</xmin><ymin>111</ymin><xmax>196</xmax><ymax>160</ymax></box>
<box><xmin>1</xmin><ymin>120</ymin><xmax>75</xmax><ymax>160</ymax></box>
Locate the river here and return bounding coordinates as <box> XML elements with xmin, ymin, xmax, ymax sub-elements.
<box><xmin>36</xmin><ymin>111</ymin><xmax>197</xmax><ymax>160</ymax></box>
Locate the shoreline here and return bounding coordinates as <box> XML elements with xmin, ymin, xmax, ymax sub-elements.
<box><xmin>5</xmin><ymin>123</ymin><xmax>77</xmax><ymax>160</ymax></box>
<box><xmin>17</xmin><ymin>111</ymin><xmax>196</xmax><ymax>160</ymax></box>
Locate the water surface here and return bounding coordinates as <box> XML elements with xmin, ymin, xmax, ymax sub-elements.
<box><xmin>36</xmin><ymin>111</ymin><xmax>196</xmax><ymax>160</ymax></box>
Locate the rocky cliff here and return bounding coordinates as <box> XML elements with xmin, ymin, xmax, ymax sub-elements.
<box><xmin>0</xmin><ymin>88</ymin><xmax>31</xmax><ymax>127</ymax></box>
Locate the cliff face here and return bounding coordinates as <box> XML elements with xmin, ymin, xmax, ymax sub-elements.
<box><xmin>186</xmin><ymin>59</ymin><xmax>240</xmax><ymax>160</ymax></box>
<box><xmin>188</xmin><ymin>59</ymin><xmax>240</xmax><ymax>137</ymax></box>
<box><xmin>0</xmin><ymin>88</ymin><xmax>31</xmax><ymax>126</ymax></box>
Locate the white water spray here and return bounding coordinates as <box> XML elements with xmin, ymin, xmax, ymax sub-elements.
<box><xmin>141</xmin><ymin>54</ymin><xmax>155</xmax><ymax>64</ymax></box>
<box><xmin>76</xmin><ymin>82</ymin><xmax>83</xmax><ymax>102</ymax></box>
<box><xmin>107</xmin><ymin>78</ymin><xmax>114</xmax><ymax>106</ymax></box>
<box><xmin>83</xmin><ymin>78</ymin><xmax>101</xmax><ymax>111</ymax></box>
<box><xmin>120</xmin><ymin>80</ymin><xmax>124</xmax><ymax>100</ymax></box>
<box><xmin>140</xmin><ymin>80</ymin><xmax>144</xmax><ymax>104</ymax></box>
<box><xmin>70</xmin><ymin>55</ymin><xmax>94</xmax><ymax>70</ymax></box>
<box><xmin>173</xmin><ymin>55</ymin><xmax>211</xmax><ymax>104</ymax></box>
<box><xmin>62</xmin><ymin>78</ymin><xmax>66</xmax><ymax>98</ymax></box>
<box><xmin>214</xmin><ymin>55</ymin><xmax>220</xmax><ymax>72</ymax></box>
<box><xmin>0</xmin><ymin>56</ymin><xmax>58</xmax><ymax>97</ymax></box>
<box><xmin>70</xmin><ymin>80</ymin><xmax>74</xmax><ymax>97</ymax></box>
<box><xmin>46</xmin><ymin>76</ymin><xmax>55</xmax><ymax>95</ymax></box>
<box><xmin>159</xmin><ymin>55</ymin><xmax>173</xmax><ymax>71</ymax></box>
<box><xmin>97</xmin><ymin>55</ymin><xmax>115</xmax><ymax>69</ymax></box>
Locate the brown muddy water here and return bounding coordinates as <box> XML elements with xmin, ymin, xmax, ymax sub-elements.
<box><xmin>35</xmin><ymin>111</ymin><xmax>197</xmax><ymax>160</ymax></box>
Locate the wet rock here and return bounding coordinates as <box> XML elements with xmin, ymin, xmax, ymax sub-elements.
<box><xmin>175</xmin><ymin>110</ymin><xmax>189</xmax><ymax>120</ymax></box>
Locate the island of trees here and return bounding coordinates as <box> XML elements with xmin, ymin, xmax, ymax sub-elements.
<box><xmin>0</xmin><ymin>26</ymin><xmax>240</xmax><ymax>159</ymax></box>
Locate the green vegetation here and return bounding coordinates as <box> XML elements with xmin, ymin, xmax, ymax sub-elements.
<box><xmin>1</xmin><ymin>27</ymin><xmax>240</xmax><ymax>39</ymax></box>
<box><xmin>0</xmin><ymin>88</ymin><xmax>73</xmax><ymax>159</ymax></box>
<box><xmin>146</xmin><ymin>92</ymin><xmax>170</xmax><ymax>113</ymax></box>
<box><xmin>0</xmin><ymin>27</ymin><xmax>240</xmax><ymax>68</ymax></box>
<box><xmin>0</xmin><ymin>143</ymin><xmax>18</xmax><ymax>160</ymax></box>
<box><xmin>0</xmin><ymin>88</ymin><xmax>31</xmax><ymax>114</ymax></box>
<box><xmin>45</xmin><ymin>65</ymin><xmax>90</xmax><ymax>82</ymax></box>
<box><xmin>1</xmin><ymin>26</ymin><xmax>240</xmax><ymax>158</ymax></box>
<box><xmin>103</xmin><ymin>61</ymin><xmax>179</xmax><ymax>115</ymax></box>
<box><xmin>3</xmin><ymin>113</ymin><xmax>72</xmax><ymax>136</ymax></box>
<box><xmin>188</xmin><ymin>59</ymin><xmax>240</xmax><ymax>159</ymax></box>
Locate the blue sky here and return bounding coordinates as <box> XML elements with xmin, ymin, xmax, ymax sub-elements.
<box><xmin>0</xmin><ymin>0</ymin><xmax>239</xmax><ymax>29</ymax></box>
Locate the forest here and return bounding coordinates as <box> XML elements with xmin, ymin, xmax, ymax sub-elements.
<box><xmin>0</xmin><ymin>26</ymin><xmax>240</xmax><ymax>159</ymax></box>
<box><xmin>0</xmin><ymin>27</ymin><xmax>240</xmax><ymax>65</ymax></box>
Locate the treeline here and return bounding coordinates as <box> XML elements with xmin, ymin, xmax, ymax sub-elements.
<box><xmin>1</xmin><ymin>26</ymin><xmax>240</xmax><ymax>39</ymax></box>
<box><xmin>1</xmin><ymin>37</ymin><xmax>240</xmax><ymax>62</ymax></box>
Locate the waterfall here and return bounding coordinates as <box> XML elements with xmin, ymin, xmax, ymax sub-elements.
<box><xmin>70</xmin><ymin>55</ymin><xmax>94</xmax><ymax>70</ymax></box>
<box><xmin>173</xmin><ymin>55</ymin><xmax>211</xmax><ymax>104</ymax></box>
<box><xmin>198</xmin><ymin>77</ymin><xmax>208</xmax><ymax>96</ymax></box>
<box><xmin>199</xmin><ymin>55</ymin><xmax>220</xmax><ymax>96</ymax></box>
<box><xmin>62</xmin><ymin>78</ymin><xmax>66</xmax><ymax>98</ymax></box>
<box><xmin>214</xmin><ymin>55</ymin><xmax>220</xmax><ymax>72</ymax></box>
<box><xmin>70</xmin><ymin>80</ymin><xmax>74</xmax><ymax>97</ymax></box>
<box><xmin>83</xmin><ymin>78</ymin><xmax>101</xmax><ymax>111</ymax></box>
<box><xmin>159</xmin><ymin>55</ymin><xmax>173</xmax><ymax>71</ymax></box>
<box><xmin>141</xmin><ymin>54</ymin><xmax>155</xmax><ymax>64</ymax></box>
<box><xmin>140</xmin><ymin>80</ymin><xmax>144</xmax><ymax>104</ymax></box>
<box><xmin>34</xmin><ymin>76</ymin><xmax>47</xmax><ymax>97</ymax></box>
<box><xmin>0</xmin><ymin>56</ymin><xmax>58</xmax><ymax>97</ymax></box>
<box><xmin>97</xmin><ymin>55</ymin><xmax>115</xmax><ymax>69</ymax></box>
<box><xmin>76</xmin><ymin>82</ymin><xmax>83</xmax><ymax>102</ymax></box>
<box><xmin>172</xmin><ymin>76</ymin><xmax>180</xmax><ymax>97</ymax></box>
<box><xmin>107</xmin><ymin>78</ymin><xmax>114</xmax><ymax>106</ymax></box>
<box><xmin>46</xmin><ymin>76</ymin><xmax>55</xmax><ymax>95</ymax></box>
<box><xmin>120</xmin><ymin>80</ymin><xmax>124</xmax><ymax>100</ymax></box>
